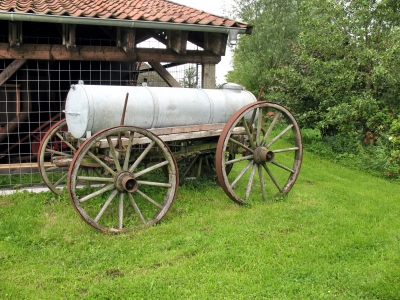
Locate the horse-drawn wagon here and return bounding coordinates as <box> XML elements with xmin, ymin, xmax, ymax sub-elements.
<box><xmin>38</xmin><ymin>82</ymin><xmax>303</xmax><ymax>232</ymax></box>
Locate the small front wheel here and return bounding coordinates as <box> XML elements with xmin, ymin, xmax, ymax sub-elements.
<box><xmin>68</xmin><ymin>126</ymin><xmax>179</xmax><ymax>232</ymax></box>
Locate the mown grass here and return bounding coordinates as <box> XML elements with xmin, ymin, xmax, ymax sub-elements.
<box><xmin>0</xmin><ymin>151</ymin><xmax>399</xmax><ymax>299</ymax></box>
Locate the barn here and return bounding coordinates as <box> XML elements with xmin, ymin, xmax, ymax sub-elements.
<box><xmin>0</xmin><ymin>0</ymin><xmax>251</xmax><ymax>189</ymax></box>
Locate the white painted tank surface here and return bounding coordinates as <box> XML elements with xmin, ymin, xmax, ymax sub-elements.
<box><xmin>64</xmin><ymin>82</ymin><xmax>257</xmax><ymax>138</ymax></box>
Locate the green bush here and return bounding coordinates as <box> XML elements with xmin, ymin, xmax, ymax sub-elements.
<box><xmin>301</xmin><ymin>128</ymin><xmax>399</xmax><ymax>180</ymax></box>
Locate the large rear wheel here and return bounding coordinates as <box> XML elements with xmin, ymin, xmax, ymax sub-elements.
<box><xmin>216</xmin><ymin>102</ymin><xmax>303</xmax><ymax>204</ymax></box>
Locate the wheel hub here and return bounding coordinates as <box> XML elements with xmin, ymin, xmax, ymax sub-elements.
<box><xmin>253</xmin><ymin>146</ymin><xmax>274</xmax><ymax>164</ymax></box>
<box><xmin>115</xmin><ymin>171</ymin><xmax>138</xmax><ymax>192</ymax></box>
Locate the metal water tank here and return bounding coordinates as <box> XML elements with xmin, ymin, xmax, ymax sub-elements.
<box><xmin>64</xmin><ymin>82</ymin><xmax>256</xmax><ymax>138</ymax></box>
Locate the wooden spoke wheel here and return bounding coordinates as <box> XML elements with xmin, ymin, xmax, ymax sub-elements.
<box><xmin>68</xmin><ymin>126</ymin><xmax>179</xmax><ymax>233</ymax></box>
<box><xmin>216</xmin><ymin>102</ymin><xmax>303</xmax><ymax>204</ymax></box>
<box><xmin>38</xmin><ymin>118</ymin><xmax>76</xmax><ymax>195</ymax></box>
<box><xmin>178</xmin><ymin>151</ymin><xmax>217</xmax><ymax>184</ymax></box>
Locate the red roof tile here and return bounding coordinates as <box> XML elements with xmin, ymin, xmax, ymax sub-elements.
<box><xmin>0</xmin><ymin>0</ymin><xmax>249</xmax><ymax>30</ymax></box>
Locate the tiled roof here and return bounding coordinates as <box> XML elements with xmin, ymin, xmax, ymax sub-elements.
<box><xmin>0</xmin><ymin>0</ymin><xmax>249</xmax><ymax>29</ymax></box>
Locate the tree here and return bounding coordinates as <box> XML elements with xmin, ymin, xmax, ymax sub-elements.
<box><xmin>180</xmin><ymin>66</ymin><xmax>198</xmax><ymax>88</ymax></box>
<box><xmin>226</xmin><ymin>0</ymin><xmax>303</xmax><ymax>99</ymax></box>
<box><xmin>280</xmin><ymin>0</ymin><xmax>400</xmax><ymax>137</ymax></box>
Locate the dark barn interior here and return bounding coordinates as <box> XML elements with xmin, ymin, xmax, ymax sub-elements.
<box><xmin>0</xmin><ymin>1</ymin><xmax>250</xmax><ymax>188</ymax></box>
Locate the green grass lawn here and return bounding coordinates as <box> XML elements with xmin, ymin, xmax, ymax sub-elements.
<box><xmin>0</xmin><ymin>151</ymin><xmax>399</xmax><ymax>299</ymax></box>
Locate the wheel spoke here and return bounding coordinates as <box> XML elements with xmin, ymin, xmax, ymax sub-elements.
<box><xmin>256</xmin><ymin>108</ymin><xmax>262</xmax><ymax>146</ymax></box>
<box><xmin>127</xmin><ymin>193</ymin><xmax>146</xmax><ymax>224</ymax></box>
<box><xmin>245</xmin><ymin>164</ymin><xmax>257</xmax><ymax>201</ymax></box>
<box><xmin>53</xmin><ymin>172</ymin><xmax>68</xmax><ymax>187</ymax></box>
<box><xmin>258</xmin><ymin>165</ymin><xmax>267</xmax><ymax>201</ymax></box>
<box><xmin>228</xmin><ymin>137</ymin><xmax>254</xmax><ymax>154</ymax></box>
<box><xmin>119</xmin><ymin>193</ymin><xmax>124</xmax><ymax>230</ymax></box>
<box><xmin>45</xmin><ymin>148</ymin><xmax>72</xmax><ymax>157</ymax></box>
<box><xmin>262</xmin><ymin>163</ymin><xmax>283</xmax><ymax>193</ymax></box>
<box><xmin>55</xmin><ymin>132</ymin><xmax>76</xmax><ymax>151</ymax></box>
<box><xmin>77</xmin><ymin>176</ymin><xmax>114</xmax><ymax>182</ymax></box>
<box><xmin>123</xmin><ymin>135</ymin><xmax>134</xmax><ymax>170</ymax></box>
<box><xmin>265</xmin><ymin>124</ymin><xmax>294</xmax><ymax>148</ymax></box>
<box><xmin>261</xmin><ymin>112</ymin><xmax>281</xmax><ymax>147</ymax></box>
<box><xmin>134</xmin><ymin>160</ymin><xmax>169</xmax><ymax>178</ymax></box>
<box><xmin>273</xmin><ymin>147</ymin><xmax>299</xmax><ymax>153</ymax></box>
<box><xmin>271</xmin><ymin>161</ymin><xmax>295</xmax><ymax>173</ymax></box>
<box><xmin>225</xmin><ymin>154</ymin><xmax>253</xmax><ymax>165</ymax></box>
<box><xmin>137</xmin><ymin>180</ymin><xmax>172</xmax><ymax>188</ymax></box>
<box><xmin>248</xmin><ymin>107</ymin><xmax>258</xmax><ymax>132</ymax></box>
<box><xmin>180</xmin><ymin>154</ymin><xmax>199</xmax><ymax>182</ymax></box>
<box><xmin>107</xmin><ymin>136</ymin><xmax>122</xmax><ymax>172</ymax></box>
<box><xmin>136</xmin><ymin>189</ymin><xmax>163</xmax><ymax>209</ymax></box>
<box><xmin>79</xmin><ymin>184</ymin><xmax>115</xmax><ymax>203</ymax></box>
<box><xmin>86</xmin><ymin>150</ymin><xmax>116</xmax><ymax>176</ymax></box>
<box><xmin>242</xmin><ymin>117</ymin><xmax>255</xmax><ymax>148</ymax></box>
<box><xmin>231</xmin><ymin>160</ymin><xmax>253</xmax><ymax>188</ymax></box>
<box><xmin>45</xmin><ymin>166</ymin><xmax>60</xmax><ymax>172</ymax></box>
<box><xmin>196</xmin><ymin>156</ymin><xmax>203</xmax><ymax>178</ymax></box>
<box><xmin>94</xmin><ymin>189</ymin><xmax>119</xmax><ymax>222</ymax></box>
<box><xmin>128</xmin><ymin>141</ymin><xmax>156</xmax><ymax>173</ymax></box>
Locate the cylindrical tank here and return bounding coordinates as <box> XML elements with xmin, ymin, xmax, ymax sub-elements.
<box><xmin>64</xmin><ymin>82</ymin><xmax>257</xmax><ymax>138</ymax></box>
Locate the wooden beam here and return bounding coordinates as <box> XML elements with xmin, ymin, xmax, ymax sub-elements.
<box><xmin>204</xmin><ymin>32</ymin><xmax>227</xmax><ymax>56</ymax></box>
<box><xmin>95</xmin><ymin>125</ymin><xmax>246</xmax><ymax>148</ymax></box>
<box><xmin>8</xmin><ymin>21</ymin><xmax>22</xmax><ymax>48</ymax></box>
<box><xmin>121</xmin><ymin>28</ymin><xmax>135</xmax><ymax>53</ymax></box>
<box><xmin>0</xmin><ymin>59</ymin><xmax>27</xmax><ymax>86</ymax></box>
<box><xmin>168</xmin><ymin>30</ymin><xmax>188</xmax><ymax>54</ymax></box>
<box><xmin>202</xmin><ymin>64</ymin><xmax>216</xmax><ymax>89</ymax></box>
<box><xmin>63</xmin><ymin>24</ymin><xmax>76</xmax><ymax>50</ymax></box>
<box><xmin>141</xmin><ymin>62</ymin><xmax>185</xmax><ymax>72</ymax></box>
<box><xmin>148</xmin><ymin>62</ymin><xmax>181</xmax><ymax>87</ymax></box>
<box><xmin>0</xmin><ymin>43</ymin><xmax>221</xmax><ymax>64</ymax></box>
<box><xmin>0</xmin><ymin>162</ymin><xmax>53</xmax><ymax>175</ymax></box>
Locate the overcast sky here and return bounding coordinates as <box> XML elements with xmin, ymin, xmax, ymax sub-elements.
<box><xmin>171</xmin><ymin>0</ymin><xmax>236</xmax><ymax>84</ymax></box>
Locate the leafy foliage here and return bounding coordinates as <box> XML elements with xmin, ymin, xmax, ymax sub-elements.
<box><xmin>180</xmin><ymin>66</ymin><xmax>198</xmax><ymax>88</ymax></box>
<box><xmin>229</xmin><ymin>0</ymin><xmax>400</xmax><ymax>177</ymax></box>
<box><xmin>227</xmin><ymin>0</ymin><xmax>304</xmax><ymax>98</ymax></box>
<box><xmin>281</xmin><ymin>0</ymin><xmax>400</xmax><ymax>176</ymax></box>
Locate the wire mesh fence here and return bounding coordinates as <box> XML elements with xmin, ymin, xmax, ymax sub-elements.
<box><xmin>0</xmin><ymin>37</ymin><xmax>202</xmax><ymax>190</ymax></box>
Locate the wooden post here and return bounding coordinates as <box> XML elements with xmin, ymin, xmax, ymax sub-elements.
<box><xmin>8</xmin><ymin>21</ymin><xmax>22</xmax><ymax>48</ymax></box>
<box><xmin>121</xmin><ymin>28</ymin><xmax>135</xmax><ymax>53</ymax></box>
<box><xmin>63</xmin><ymin>24</ymin><xmax>76</xmax><ymax>50</ymax></box>
<box><xmin>167</xmin><ymin>30</ymin><xmax>188</xmax><ymax>54</ymax></box>
<box><xmin>202</xmin><ymin>64</ymin><xmax>216</xmax><ymax>89</ymax></box>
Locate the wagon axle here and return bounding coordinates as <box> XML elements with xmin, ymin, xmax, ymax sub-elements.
<box><xmin>253</xmin><ymin>147</ymin><xmax>274</xmax><ymax>164</ymax></box>
<box><xmin>115</xmin><ymin>171</ymin><xmax>138</xmax><ymax>192</ymax></box>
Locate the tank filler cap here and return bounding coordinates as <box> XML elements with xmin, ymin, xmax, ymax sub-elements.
<box><xmin>78</xmin><ymin>80</ymin><xmax>84</xmax><ymax>85</ymax></box>
<box><xmin>220</xmin><ymin>82</ymin><xmax>244</xmax><ymax>91</ymax></box>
